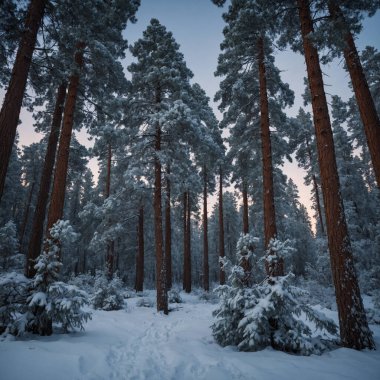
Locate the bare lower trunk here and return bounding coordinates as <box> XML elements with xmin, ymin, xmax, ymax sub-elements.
<box><xmin>26</xmin><ymin>82</ymin><xmax>67</xmax><ymax>278</ymax></box>
<box><xmin>20</xmin><ymin>181</ymin><xmax>35</xmax><ymax>252</ymax></box>
<box><xmin>165</xmin><ymin>170</ymin><xmax>172</xmax><ymax>289</ymax></box>
<box><xmin>203</xmin><ymin>168</ymin><xmax>209</xmax><ymax>291</ymax></box>
<box><xmin>258</xmin><ymin>36</ymin><xmax>282</xmax><ymax>277</ymax></box>
<box><xmin>219</xmin><ymin>167</ymin><xmax>225</xmax><ymax>285</ymax></box>
<box><xmin>105</xmin><ymin>143</ymin><xmax>114</xmax><ymax>278</ymax></box>
<box><xmin>45</xmin><ymin>44</ymin><xmax>85</xmax><ymax>250</ymax></box>
<box><xmin>135</xmin><ymin>204</ymin><xmax>144</xmax><ymax>292</ymax></box>
<box><xmin>241</xmin><ymin>183</ymin><xmax>251</xmax><ymax>285</ymax></box>
<box><xmin>186</xmin><ymin>192</ymin><xmax>191</xmax><ymax>293</ymax></box>
<box><xmin>298</xmin><ymin>0</ymin><xmax>374</xmax><ymax>350</ymax></box>
<box><xmin>0</xmin><ymin>0</ymin><xmax>46</xmax><ymax>202</ymax></box>
<box><xmin>329</xmin><ymin>1</ymin><xmax>380</xmax><ymax>188</ymax></box>
<box><xmin>154</xmin><ymin>87</ymin><xmax>168</xmax><ymax>314</ymax></box>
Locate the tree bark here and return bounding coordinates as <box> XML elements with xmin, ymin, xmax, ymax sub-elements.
<box><xmin>165</xmin><ymin>170</ymin><xmax>172</xmax><ymax>290</ymax></box>
<box><xmin>305</xmin><ymin>138</ymin><xmax>325</xmax><ymax>234</ymax></box>
<box><xmin>135</xmin><ymin>204</ymin><xmax>144</xmax><ymax>292</ymax></box>
<box><xmin>154</xmin><ymin>88</ymin><xmax>168</xmax><ymax>314</ymax></box>
<box><xmin>19</xmin><ymin>181</ymin><xmax>35</xmax><ymax>252</ymax></box>
<box><xmin>242</xmin><ymin>182</ymin><xmax>249</xmax><ymax>234</ymax></box>
<box><xmin>183</xmin><ymin>191</ymin><xmax>188</xmax><ymax>291</ymax></box>
<box><xmin>258</xmin><ymin>36</ymin><xmax>283</xmax><ymax>277</ymax></box>
<box><xmin>185</xmin><ymin>191</ymin><xmax>191</xmax><ymax>293</ymax></box>
<box><xmin>203</xmin><ymin>168</ymin><xmax>209</xmax><ymax>291</ymax></box>
<box><xmin>45</xmin><ymin>43</ymin><xmax>84</xmax><ymax>249</ymax></box>
<box><xmin>105</xmin><ymin>143</ymin><xmax>114</xmax><ymax>278</ymax></box>
<box><xmin>0</xmin><ymin>0</ymin><xmax>46</xmax><ymax>202</ymax></box>
<box><xmin>218</xmin><ymin>166</ymin><xmax>225</xmax><ymax>285</ymax></box>
<box><xmin>298</xmin><ymin>0</ymin><xmax>374</xmax><ymax>350</ymax></box>
<box><xmin>26</xmin><ymin>82</ymin><xmax>67</xmax><ymax>278</ymax></box>
<box><xmin>329</xmin><ymin>1</ymin><xmax>380</xmax><ymax>188</ymax></box>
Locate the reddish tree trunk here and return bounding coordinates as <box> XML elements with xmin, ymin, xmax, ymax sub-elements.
<box><xmin>154</xmin><ymin>89</ymin><xmax>168</xmax><ymax>314</ymax></box>
<box><xmin>165</xmin><ymin>170</ymin><xmax>172</xmax><ymax>289</ymax></box>
<box><xmin>258</xmin><ymin>36</ymin><xmax>283</xmax><ymax>277</ymax></box>
<box><xmin>135</xmin><ymin>204</ymin><xmax>144</xmax><ymax>292</ymax></box>
<box><xmin>26</xmin><ymin>82</ymin><xmax>67</xmax><ymax>278</ymax></box>
<box><xmin>45</xmin><ymin>43</ymin><xmax>84</xmax><ymax>247</ymax></box>
<box><xmin>218</xmin><ymin>167</ymin><xmax>225</xmax><ymax>285</ymax></box>
<box><xmin>0</xmin><ymin>0</ymin><xmax>46</xmax><ymax>202</ymax></box>
<box><xmin>329</xmin><ymin>2</ymin><xmax>380</xmax><ymax>188</ymax></box>
<box><xmin>203</xmin><ymin>168</ymin><xmax>209</xmax><ymax>291</ymax></box>
<box><xmin>305</xmin><ymin>138</ymin><xmax>325</xmax><ymax>234</ymax></box>
<box><xmin>298</xmin><ymin>0</ymin><xmax>374</xmax><ymax>350</ymax></box>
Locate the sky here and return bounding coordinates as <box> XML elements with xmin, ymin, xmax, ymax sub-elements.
<box><xmin>12</xmin><ymin>0</ymin><xmax>380</xmax><ymax>226</ymax></box>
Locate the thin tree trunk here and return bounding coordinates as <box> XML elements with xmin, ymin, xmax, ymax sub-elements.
<box><xmin>20</xmin><ymin>181</ymin><xmax>35</xmax><ymax>252</ymax></box>
<box><xmin>218</xmin><ymin>166</ymin><xmax>225</xmax><ymax>285</ymax></box>
<box><xmin>105</xmin><ymin>143</ymin><xmax>114</xmax><ymax>277</ymax></box>
<box><xmin>135</xmin><ymin>204</ymin><xmax>144</xmax><ymax>292</ymax></box>
<box><xmin>165</xmin><ymin>168</ymin><xmax>172</xmax><ymax>289</ymax></box>
<box><xmin>26</xmin><ymin>82</ymin><xmax>67</xmax><ymax>278</ymax></box>
<box><xmin>154</xmin><ymin>88</ymin><xmax>168</xmax><ymax>314</ymax></box>
<box><xmin>203</xmin><ymin>167</ymin><xmax>209</xmax><ymax>291</ymax></box>
<box><xmin>0</xmin><ymin>0</ymin><xmax>46</xmax><ymax>202</ymax></box>
<box><xmin>183</xmin><ymin>191</ymin><xmax>187</xmax><ymax>290</ymax></box>
<box><xmin>305</xmin><ymin>138</ymin><xmax>325</xmax><ymax>234</ymax></box>
<box><xmin>45</xmin><ymin>43</ymin><xmax>84</xmax><ymax>249</ymax></box>
<box><xmin>258</xmin><ymin>36</ymin><xmax>283</xmax><ymax>277</ymax></box>
<box><xmin>329</xmin><ymin>1</ymin><xmax>380</xmax><ymax>188</ymax></box>
<box><xmin>241</xmin><ymin>182</ymin><xmax>252</xmax><ymax>286</ymax></box>
<box><xmin>242</xmin><ymin>182</ymin><xmax>249</xmax><ymax>234</ymax></box>
<box><xmin>185</xmin><ymin>191</ymin><xmax>191</xmax><ymax>293</ymax></box>
<box><xmin>298</xmin><ymin>0</ymin><xmax>374</xmax><ymax>350</ymax></box>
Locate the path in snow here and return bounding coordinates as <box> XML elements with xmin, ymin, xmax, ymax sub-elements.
<box><xmin>1</xmin><ymin>291</ymin><xmax>380</xmax><ymax>380</ymax></box>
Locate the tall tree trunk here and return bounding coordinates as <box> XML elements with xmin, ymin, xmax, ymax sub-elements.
<box><xmin>218</xmin><ymin>166</ymin><xmax>225</xmax><ymax>285</ymax></box>
<box><xmin>26</xmin><ymin>82</ymin><xmax>67</xmax><ymax>278</ymax></box>
<box><xmin>165</xmin><ymin>168</ymin><xmax>172</xmax><ymax>289</ymax></box>
<box><xmin>258</xmin><ymin>36</ymin><xmax>283</xmax><ymax>277</ymax></box>
<box><xmin>105</xmin><ymin>143</ymin><xmax>114</xmax><ymax>278</ymax></box>
<box><xmin>0</xmin><ymin>0</ymin><xmax>46</xmax><ymax>202</ymax></box>
<box><xmin>135</xmin><ymin>204</ymin><xmax>144</xmax><ymax>292</ymax></box>
<box><xmin>154</xmin><ymin>88</ymin><xmax>168</xmax><ymax>314</ymax></box>
<box><xmin>183</xmin><ymin>191</ymin><xmax>188</xmax><ymax>291</ymax></box>
<box><xmin>242</xmin><ymin>182</ymin><xmax>249</xmax><ymax>234</ymax></box>
<box><xmin>185</xmin><ymin>191</ymin><xmax>191</xmax><ymax>293</ymax></box>
<box><xmin>203</xmin><ymin>167</ymin><xmax>209</xmax><ymax>291</ymax></box>
<box><xmin>329</xmin><ymin>1</ymin><xmax>380</xmax><ymax>188</ymax></box>
<box><xmin>45</xmin><ymin>43</ymin><xmax>84</xmax><ymax>248</ymax></box>
<box><xmin>298</xmin><ymin>0</ymin><xmax>374</xmax><ymax>350</ymax></box>
<box><xmin>241</xmin><ymin>181</ymin><xmax>252</xmax><ymax>286</ymax></box>
<box><xmin>305</xmin><ymin>138</ymin><xmax>325</xmax><ymax>234</ymax></box>
<box><xmin>20</xmin><ymin>180</ymin><xmax>35</xmax><ymax>252</ymax></box>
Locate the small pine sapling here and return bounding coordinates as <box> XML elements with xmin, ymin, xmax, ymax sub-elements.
<box><xmin>213</xmin><ymin>237</ymin><xmax>338</xmax><ymax>355</ymax></box>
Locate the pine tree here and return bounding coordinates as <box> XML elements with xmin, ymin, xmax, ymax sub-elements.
<box><xmin>0</xmin><ymin>0</ymin><xmax>47</xmax><ymax>202</ymax></box>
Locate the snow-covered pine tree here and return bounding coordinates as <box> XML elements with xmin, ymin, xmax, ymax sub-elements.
<box><xmin>212</xmin><ymin>234</ymin><xmax>338</xmax><ymax>355</ymax></box>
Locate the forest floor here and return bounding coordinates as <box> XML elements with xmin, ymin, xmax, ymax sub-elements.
<box><xmin>1</xmin><ymin>290</ymin><xmax>380</xmax><ymax>380</ymax></box>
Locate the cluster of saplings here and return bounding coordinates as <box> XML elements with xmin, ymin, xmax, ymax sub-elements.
<box><xmin>0</xmin><ymin>0</ymin><xmax>379</xmax><ymax>356</ymax></box>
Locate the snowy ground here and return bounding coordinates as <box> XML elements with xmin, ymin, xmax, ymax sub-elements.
<box><xmin>1</xmin><ymin>291</ymin><xmax>380</xmax><ymax>380</ymax></box>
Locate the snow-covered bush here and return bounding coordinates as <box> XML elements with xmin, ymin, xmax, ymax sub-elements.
<box><xmin>27</xmin><ymin>225</ymin><xmax>91</xmax><ymax>335</ymax></box>
<box><xmin>136</xmin><ymin>297</ymin><xmax>154</xmax><ymax>308</ymax></box>
<box><xmin>0</xmin><ymin>272</ymin><xmax>30</xmax><ymax>334</ymax></box>
<box><xmin>68</xmin><ymin>272</ymin><xmax>95</xmax><ymax>295</ymax></box>
<box><xmin>91</xmin><ymin>270</ymin><xmax>125</xmax><ymax>311</ymax></box>
<box><xmin>212</xmin><ymin>237</ymin><xmax>338</xmax><ymax>355</ymax></box>
<box><xmin>0</xmin><ymin>221</ymin><xmax>19</xmax><ymax>270</ymax></box>
<box><xmin>168</xmin><ymin>288</ymin><xmax>183</xmax><ymax>304</ymax></box>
